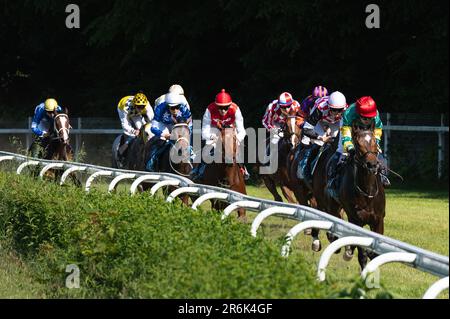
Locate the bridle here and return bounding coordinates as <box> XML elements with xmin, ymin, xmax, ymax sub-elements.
<box><xmin>352</xmin><ymin>135</ymin><xmax>380</xmax><ymax>199</ymax></box>
<box><xmin>282</xmin><ymin>116</ymin><xmax>301</xmax><ymax>149</ymax></box>
<box><xmin>53</xmin><ymin>114</ymin><xmax>71</xmax><ymax>143</ymax></box>
<box><xmin>168</xmin><ymin>123</ymin><xmax>193</xmax><ymax>177</ymax></box>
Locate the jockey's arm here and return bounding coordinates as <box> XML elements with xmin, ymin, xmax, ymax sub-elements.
<box><xmin>302</xmin><ymin>106</ymin><xmax>321</xmax><ymax>139</ymax></box>
<box><xmin>201</xmin><ymin>109</ymin><xmax>213</xmax><ymax>141</ymax></box>
<box><xmin>31</xmin><ymin>105</ymin><xmax>45</xmax><ymax>137</ymax></box>
<box><xmin>144</xmin><ymin>102</ymin><xmax>154</xmax><ymax>122</ymax></box>
<box><xmin>262</xmin><ymin>104</ymin><xmax>274</xmax><ymax>130</ymax></box>
<box><xmin>374</xmin><ymin>112</ymin><xmax>383</xmax><ymax>146</ymax></box>
<box><xmin>235</xmin><ymin>108</ymin><xmax>247</xmax><ymax>143</ymax></box>
<box><xmin>117</xmin><ymin>107</ymin><xmax>137</xmax><ymax>136</ymax></box>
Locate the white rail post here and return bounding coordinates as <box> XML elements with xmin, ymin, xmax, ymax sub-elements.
<box><xmin>130</xmin><ymin>175</ymin><xmax>162</xmax><ymax>195</ymax></box>
<box><xmin>251</xmin><ymin>207</ymin><xmax>297</xmax><ymax>237</ymax></box>
<box><xmin>60</xmin><ymin>166</ymin><xmax>87</xmax><ymax>185</ymax></box>
<box><xmin>191</xmin><ymin>192</ymin><xmax>229</xmax><ymax>210</ymax></box>
<box><xmin>39</xmin><ymin>163</ymin><xmax>65</xmax><ymax>179</ymax></box>
<box><xmin>221</xmin><ymin>201</ymin><xmax>262</xmax><ymax>220</ymax></box>
<box><xmin>361</xmin><ymin>252</ymin><xmax>417</xmax><ymax>280</ymax></box>
<box><xmin>438</xmin><ymin>113</ymin><xmax>444</xmax><ymax>179</ymax></box>
<box><xmin>317</xmin><ymin>236</ymin><xmax>374</xmax><ymax>282</ymax></box>
<box><xmin>16</xmin><ymin>160</ymin><xmax>40</xmax><ymax>175</ymax></box>
<box><xmin>423</xmin><ymin>276</ymin><xmax>449</xmax><ymax>299</ymax></box>
<box><xmin>108</xmin><ymin>173</ymin><xmax>136</xmax><ymax>193</ymax></box>
<box><xmin>85</xmin><ymin>170</ymin><xmax>114</xmax><ymax>192</ymax></box>
<box><xmin>166</xmin><ymin>187</ymin><xmax>200</xmax><ymax>203</ymax></box>
<box><xmin>281</xmin><ymin>220</ymin><xmax>333</xmax><ymax>257</ymax></box>
<box><xmin>150</xmin><ymin>180</ymin><xmax>180</xmax><ymax>196</ymax></box>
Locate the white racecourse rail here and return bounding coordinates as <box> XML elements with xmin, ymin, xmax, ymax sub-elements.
<box><xmin>0</xmin><ymin>150</ymin><xmax>448</xmax><ymax>299</ymax></box>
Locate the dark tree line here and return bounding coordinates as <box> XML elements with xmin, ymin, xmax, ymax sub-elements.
<box><xmin>0</xmin><ymin>0</ymin><xmax>448</xmax><ymax>127</ymax></box>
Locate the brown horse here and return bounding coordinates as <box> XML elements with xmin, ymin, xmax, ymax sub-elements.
<box><xmin>50</xmin><ymin>113</ymin><xmax>73</xmax><ymax>161</ymax></box>
<box><xmin>261</xmin><ymin>113</ymin><xmax>303</xmax><ymax>203</ymax></box>
<box><xmin>200</xmin><ymin>125</ymin><xmax>247</xmax><ymax>218</ymax></box>
<box><xmin>336</xmin><ymin>125</ymin><xmax>385</xmax><ymax>270</ymax></box>
<box><xmin>44</xmin><ymin>111</ymin><xmax>80</xmax><ymax>186</ymax></box>
<box><xmin>309</xmin><ymin>141</ymin><xmax>342</xmax><ymax>251</ymax></box>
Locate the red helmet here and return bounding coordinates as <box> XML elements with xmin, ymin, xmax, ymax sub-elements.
<box><xmin>356</xmin><ymin>96</ymin><xmax>377</xmax><ymax>118</ymax></box>
<box><xmin>278</xmin><ymin>92</ymin><xmax>293</xmax><ymax>108</ymax></box>
<box><xmin>215</xmin><ymin>89</ymin><xmax>232</xmax><ymax>107</ymax></box>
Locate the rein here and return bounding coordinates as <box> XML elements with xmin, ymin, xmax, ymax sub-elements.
<box><xmin>53</xmin><ymin>114</ymin><xmax>70</xmax><ymax>141</ymax></box>
<box><xmin>352</xmin><ymin>146</ymin><xmax>380</xmax><ymax>199</ymax></box>
<box><xmin>167</xmin><ymin>137</ymin><xmax>193</xmax><ymax>177</ymax></box>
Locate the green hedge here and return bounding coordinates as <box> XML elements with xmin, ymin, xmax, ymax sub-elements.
<box><xmin>0</xmin><ymin>172</ymin><xmax>347</xmax><ymax>298</ymax></box>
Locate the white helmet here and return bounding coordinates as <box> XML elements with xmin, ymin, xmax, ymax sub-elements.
<box><xmin>327</xmin><ymin>91</ymin><xmax>347</xmax><ymax>109</ymax></box>
<box><xmin>165</xmin><ymin>92</ymin><xmax>184</xmax><ymax>106</ymax></box>
<box><xmin>169</xmin><ymin>84</ymin><xmax>184</xmax><ymax>96</ymax></box>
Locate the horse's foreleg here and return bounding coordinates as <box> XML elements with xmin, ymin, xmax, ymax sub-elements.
<box><xmin>280</xmin><ymin>184</ymin><xmax>297</xmax><ymax>204</ymax></box>
<box><xmin>357</xmin><ymin>246</ymin><xmax>369</xmax><ymax>272</ymax></box>
<box><xmin>311</xmin><ymin>228</ymin><xmax>321</xmax><ymax>252</ymax></box>
<box><xmin>262</xmin><ymin>175</ymin><xmax>283</xmax><ymax>202</ymax></box>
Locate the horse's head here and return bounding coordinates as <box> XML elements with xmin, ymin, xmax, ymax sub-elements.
<box><xmin>352</xmin><ymin>123</ymin><xmax>379</xmax><ymax>175</ymax></box>
<box><xmin>220</xmin><ymin>124</ymin><xmax>238</xmax><ymax>164</ymax></box>
<box><xmin>169</xmin><ymin>123</ymin><xmax>191</xmax><ymax>168</ymax></box>
<box><xmin>54</xmin><ymin>113</ymin><xmax>71</xmax><ymax>145</ymax></box>
<box><xmin>280</xmin><ymin>107</ymin><xmax>303</xmax><ymax>150</ymax></box>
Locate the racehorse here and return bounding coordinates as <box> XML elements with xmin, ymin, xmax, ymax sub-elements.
<box><xmin>143</xmin><ymin>123</ymin><xmax>192</xmax><ymax>203</ymax></box>
<box><xmin>35</xmin><ymin>109</ymin><xmax>80</xmax><ymax>185</ymax></box>
<box><xmin>261</xmin><ymin>112</ymin><xmax>303</xmax><ymax>203</ymax></box>
<box><xmin>112</xmin><ymin>129</ymin><xmax>149</xmax><ymax>170</ymax></box>
<box><xmin>308</xmin><ymin>140</ymin><xmax>342</xmax><ymax>252</ymax></box>
<box><xmin>320</xmin><ymin>123</ymin><xmax>386</xmax><ymax>270</ymax></box>
<box><xmin>143</xmin><ymin>123</ymin><xmax>192</xmax><ymax>176</ymax></box>
<box><xmin>198</xmin><ymin>125</ymin><xmax>247</xmax><ymax>219</ymax></box>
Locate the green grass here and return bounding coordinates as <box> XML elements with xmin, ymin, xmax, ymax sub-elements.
<box><xmin>0</xmin><ymin>170</ymin><xmax>447</xmax><ymax>299</ymax></box>
<box><xmin>244</xmin><ymin>184</ymin><xmax>449</xmax><ymax>299</ymax></box>
<box><xmin>0</xmin><ymin>245</ymin><xmax>45</xmax><ymax>298</ymax></box>
<box><xmin>0</xmin><ymin>173</ymin><xmax>342</xmax><ymax>299</ymax></box>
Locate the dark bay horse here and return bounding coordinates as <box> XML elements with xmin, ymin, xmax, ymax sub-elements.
<box><xmin>143</xmin><ymin>123</ymin><xmax>192</xmax><ymax>176</ymax></box>
<box><xmin>337</xmin><ymin>125</ymin><xmax>385</xmax><ymax>270</ymax></box>
<box><xmin>143</xmin><ymin>123</ymin><xmax>193</xmax><ymax>203</ymax></box>
<box><xmin>199</xmin><ymin>125</ymin><xmax>247</xmax><ymax>219</ymax></box>
<box><xmin>261</xmin><ymin>113</ymin><xmax>303</xmax><ymax>203</ymax></box>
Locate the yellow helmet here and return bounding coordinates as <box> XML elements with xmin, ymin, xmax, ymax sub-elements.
<box><xmin>133</xmin><ymin>93</ymin><xmax>148</xmax><ymax>107</ymax></box>
<box><xmin>44</xmin><ymin>98</ymin><xmax>58</xmax><ymax>112</ymax></box>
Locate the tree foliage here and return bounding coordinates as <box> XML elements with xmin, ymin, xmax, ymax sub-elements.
<box><xmin>0</xmin><ymin>0</ymin><xmax>448</xmax><ymax>125</ymax></box>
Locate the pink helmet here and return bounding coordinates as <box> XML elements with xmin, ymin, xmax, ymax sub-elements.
<box><xmin>278</xmin><ymin>92</ymin><xmax>293</xmax><ymax>108</ymax></box>
<box><xmin>313</xmin><ymin>86</ymin><xmax>328</xmax><ymax>98</ymax></box>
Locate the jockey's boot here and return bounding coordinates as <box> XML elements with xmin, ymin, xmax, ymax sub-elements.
<box><xmin>326</xmin><ymin>152</ymin><xmax>341</xmax><ymax>200</ymax></box>
<box><xmin>191</xmin><ymin>162</ymin><xmax>206</xmax><ymax>181</ymax></box>
<box><xmin>145</xmin><ymin>144</ymin><xmax>159</xmax><ymax>172</ymax></box>
<box><xmin>297</xmin><ymin>146</ymin><xmax>312</xmax><ymax>180</ymax></box>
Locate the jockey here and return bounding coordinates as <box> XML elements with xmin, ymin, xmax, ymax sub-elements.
<box><xmin>262</xmin><ymin>92</ymin><xmax>305</xmax><ymax>151</ymax></box>
<box><xmin>191</xmin><ymin>89</ymin><xmax>249</xmax><ymax>180</ymax></box>
<box><xmin>327</xmin><ymin>96</ymin><xmax>390</xmax><ymax>198</ymax></box>
<box><xmin>300</xmin><ymin>86</ymin><xmax>329</xmax><ymax>116</ymax></box>
<box><xmin>29</xmin><ymin>98</ymin><xmax>63</xmax><ymax>158</ymax></box>
<box><xmin>146</xmin><ymin>92</ymin><xmax>192</xmax><ymax>171</ymax></box>
<box><xmin>154</xmin><ymin>84</ymin><xmax>191</xmax><ymax>110</ymax></box>
<box><xmin>297</xmin><ymin>91</ymin><xmax>348</xmax><ymax>183</ymax></box>
<box><xmin>117</xmin><ymin>92</ymin><xmax>154</xmax><ymax>160</ymax></box>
